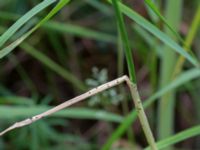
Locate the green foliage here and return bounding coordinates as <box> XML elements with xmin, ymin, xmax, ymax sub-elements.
<box><xmin>0</xmin><ymin>0</ymin><xmax>200</xmax><ymax>149</ymax></box>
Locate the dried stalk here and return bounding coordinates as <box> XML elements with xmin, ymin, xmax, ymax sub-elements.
<box><xmin>0</xmin><ymin>75</ymin><xmax>157</xmax><ymax>150</ymax></box>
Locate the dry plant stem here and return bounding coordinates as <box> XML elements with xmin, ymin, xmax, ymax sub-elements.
<box><xmin>127</xmin><ymin>82</ymin><xmax>158</xmax><ymax>150</ymax></box>
<box><xmin>0</xmin><ymin>75</ymin><xmax>157</xmax><ymax>149</ymax></box>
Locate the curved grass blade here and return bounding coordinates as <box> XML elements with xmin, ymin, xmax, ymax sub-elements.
<box><xmin>102</xmin><ymin>68</ymin><xmax>200</xmax><ymax>150</ymax></box>
<box><xmin>107</xmin><ymin>0</ymin><xmax>199</xmax><ymax>67</ymax></box>
<box><xmin>144</xmin><ymin>0</ymin><xmax>183</xmax><ymax>43</ymax></box>
<box><xmin>173</xmin><ymin>5</ymin><xmax>200</xmax><ymax>78</ymax></box>
<box><xmin>145</xmin><ymin>125</ymin><xmax>200</xmax><ymax>150</ymax></box>
<box><xmin>0</xmin><ymin>0</ymin><xmax>71</xmax><ymax>59</ymax></box>
<box><xmin>20</xmin><ymin>43</ymin><xmax>87</xmax><ymax>91</ymax></box>
<box><xmin>0</xmin><ymin>0</ymin><xmax>56</xmax><ymax>47</ymax></box>
<box><xmin>0</xmin><ymin>11</ymin><xmax>116</xmax><ymax>43</ymax></box>
<box><xmin>0</xmin><ymin>106</ymin><xmax>124</xmax><ymax>123</ymax></box>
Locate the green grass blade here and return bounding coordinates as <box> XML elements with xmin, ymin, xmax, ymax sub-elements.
<box><xmin>0</xmin><ymin>96</ymin><xmax>34</xmax><ymax>105</ymax></box>
<box><xmin>173</xmin><ymin>4</ymin><xmax>200</xmax><ymax>77</ymax></box>
<box><xmin>0</xmin><ymin>11</ymin><xmax>116</xmax><ymax>43</ymax></box>
<box><xmin>0</xmin><ymin>106</ymin><xmax>123</xmax><ymax>123</ymax></box>
<box><xmin>20</xmin><ymin>43</ymin><xmax>86</xmax><ymax>91</ymax></box>
<box><xmin>111</xmin><ymin>0</ymin><xmax>136</xmax><ymax>83</ymax></box>
<box><xmin>144</xmin><ymin>0</ymin><xmax>183</xmax><ymax>43</ymax></box>
<box><xmin>43</xmin><ymin>21</ymin><xmax>116</xmax><ymax>43</ymax></box>
<box><xmin>0</xmin><ymin>0</ymin><xmax>71</xmax><ymax>59</ymax></box>
<box><xmin>108</xmin><ymin>0</ymin><xmax>199</xmax><ymax>67</ymax></box>
<box><xmin>158</xmin><ymin>0</ymin><xmax>182</xmax><ymax>143</ymax></box>
<box><xmin>102</xmin><ymin>68</ymin><xmax>200</xmax><ymax>149</ymax></box>
<box><xmin>0</xmin><ymin>0</ymin><xmax>56</xmax><ymax>47</ymax></box>
<box><xmin>145</xmin><ymin>125</ymin><xmax>200</xmax><ymax>150</ymax></box>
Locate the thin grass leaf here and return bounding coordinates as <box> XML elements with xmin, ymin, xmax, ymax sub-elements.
<box><xmin>108</xmin><ymin>0</ymin><xmax>199</xmax><ymax>67</ymax></box>
<box><xmin>43</xmin><ymin>21</ymin><xmax>116</xmax><ymax>43</ymax></box>
<box><xmin>145</xmin><ymin>125</ymin><xmax>200</xmax><ymax>150</ymax></box>
<box><xmin>111</xmin><ymin>0</ymin><xmax>136</xmax><ymax>83</ymax></box>
<box><xmin>0</xmin><ymin>11</ymin><xmax>116</xmax><ymax>43</ymax></box>
<box><xmin>0</xmin><ymin>0</ymin><xmax>71</xmax><ymax>59</ymax></box>
<box><xmin>173</xmin><ymin>4</ymin><xmax>200</xmax><ymax>78</ymax></box>
<box><xmin>0</xmin><ymin>0</ymin><xmax>56</xmax><ymax>47</ymax></box>
<box><xmin>111</xmin><ymin>1</ymin><xmax>157</xmax><ymax>149</ymax></box>
<box><xmin>20</xmin><ymin>43</ymin><xmax>87</xmax><ymax>91</ymax></box>
<box><xmin>144</xmin><ymin>0</ymin><xmax>183</xmax><ymax>42</ymax></box>
<box><xmin>0</xmin><ymin>106</ymin><xmax>124</xmax><ymax>123</ymax></box>
<box><xmin>0</xmin><ymin>96</ymin><xmax>34</xmax><ymax>105</ymax></box>
<box><xmin>157</xmin><ymin>0</ymin><xmax>182</xmax><ymax>142</ymax></box>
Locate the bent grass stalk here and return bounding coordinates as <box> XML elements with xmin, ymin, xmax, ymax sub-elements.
<box><xmin>0</xmin><ymin>75</ymin><xmax>157</xmax><ymax>150</ymax></box>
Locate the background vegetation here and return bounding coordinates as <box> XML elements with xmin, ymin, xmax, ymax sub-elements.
<box><xmin>0</xmin><ymin>0</ymin><xmax>200</xmax><ymax>149</ymax></box>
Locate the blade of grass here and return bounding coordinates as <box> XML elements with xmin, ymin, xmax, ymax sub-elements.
<box><xmin>145</xmin><ymin>125</ymin><xmax>200</xmax><ymax>150</ymax></box>
<box><xmin>107</xmin><ymin>0</ymin><xmax>199</xmax><ymax>67</ymax></box>
<box><xmin>20</xmin><ymin>43</ymin><xmax>87</xmax><ymax>91</ymax></box>
<box><xmin>116</xmin><ymin>0</ymin><xmax>134</xmax><ymax>144</ymax></box>
<box><xmin>85</xmin><ymin>0</ymin><xmax>112</xmax><ymax>15</ymax></box>
<box><xmin>0</xmin><ymin>25</ymin><xmax>86</xmax><ymax>92</ymax></box>
<box><xmin>44</xmin><ymin>21</ymin><xmax>116</xmax><ymax>43</ymax></box>
<box><xmin>111</xmin><ymin>0</ymin><xmax>157</xmax><ymax>149</ymax></box>
<box><xmin>0</xmin><ymin>0</ymin><xmax>56</xmax><ymax>47</ymax></box>
<box><xmin>173</xmin><ymin>4</ymin><xmax>200</xmax><ymax>78</ymax></box>
<box><xmin>0</xmin><ymin>11</ymin><xmax>116</xmax><ymax>43</ymax></box>
<box><xmin>144</xmin><ymin>0</ymin><xmax>183</xmax><ymax>43</ymax></box>
<box><xmin>0</xmin><ymin>96</ymin><xmax>34</xmax><ymax>105</ymax></box>
<box><xmin>102</xmin><ymin>68</ymin><xmax>200</xmax><ymax>149</ymax></box>
<box><xmin>0</xmin><ymin>0</ymin><xmax>71</xmax><ymax>59</ymax></box>
<box><xmin>158</xmin><ymin>0</ymin><xmax>182</xmax><ymax>144</ymax></box>
<box><xmin>0</xmin><ymin>106</ymin><xmax>124</xmax><ymax>123</ymax></box>
<box><xmin>111</xmin><ymin>0</ymin><xmax>136</xmax><ymax>83</ymax></box>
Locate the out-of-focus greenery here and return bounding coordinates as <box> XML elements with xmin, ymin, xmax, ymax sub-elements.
<box><xmin>0</xmin><ymin>0</ymin><xmax>200</xmax><ymax>150</ymax></box>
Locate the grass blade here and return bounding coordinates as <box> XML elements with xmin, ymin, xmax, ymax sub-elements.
<box><xmin>111</xmin><ymin>0</ymin><xmax>136</xmax><ymax>83</ymax></box>
<box><xmin>173</xmin><ymin>4</ymin><xmax>200</xmax><ymax>77</ymax></box>
<box><xmin>43</xmin><ymin>21</ymin><xmax>116</xmax><ymax>43</ymax></box>
<box><xmin>0</xmin><ymin>0</ymin><xmax>71</xmax><ymax>59</ymax></box>
<box><xmin>0</xmin><ymin>0</ymin><xmax>56</xmax><ymax>47</ymax></box>
<box><xmin>145</xmin><ymin>125</ymin><xmax>200</xmax><ymax>150</ymax></box>
<box><xmin>102</xmin><ymin>68</ymin><xmax>200</xmax><ymax>149</ymax></box>
<box><xmin>0</xmin><ymin>11</ymin><xmax>116</xmax><ymax>43</ymax></box>
<box><xmin>111</xmin><ymin>1</ymin><xmax>157</xmax><ymax>149</ymax></box>
<box><xmin>157</xmin><ymin>0</ymin><xmax>182</xmax><ymax>143</ymax></box>
<box><xmin>20</xmin><ymin>43</ymin><xmax>86</xmax><ymax>91</ymax></box>
<box><xmin>0</xmin><ymin>106</ymin><xmax>124</xmax><ymax>123</ymax></box>
<box><xmin>144</xmin><ymin>0</ymin><xmax>183</xmax><ymax>42</ymax></box>
<box><xmin>107</xmin><ymin>0</ymin><xmax>199</xmax><ymax>67</ymax></box>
